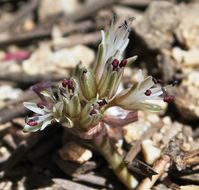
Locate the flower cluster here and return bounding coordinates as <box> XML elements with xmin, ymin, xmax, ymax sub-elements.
<box><xmin>23</xmin><ymin>19</ymin><xmax>174</xmax><ymax>133</ymax></box>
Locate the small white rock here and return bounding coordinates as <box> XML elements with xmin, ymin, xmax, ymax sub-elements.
<box><xmin>142</xmin><ymin>139</ymin><xmax>161</xmax><ymax>165</ymax></box>
<box><xmin>38</xmin><ymin>0</ymin><xmax>82</xmax><ymax>21</ymax></box>
<box><xmin>123</xmin><ymin>122</ymin><xmax>150</xmax><ymax>143</ymax></box>
<box><xmin>0</xmin><ymin>85</ymin><xmax>22</xmax><ymax>100</ymax></box>
<box><xmin>22</xmin><ymin>44</ymin><xmax>95</xmax><ymax>75</ymax></box>
<box><xmin>172</xmin><ymin>47</ymin><xmax>199</xmax><ymax>67</ymax></box>
<box><xmin>53</xmin><ymin>45</ymin><xmax>95</xmax><ymax>68</ymax></box>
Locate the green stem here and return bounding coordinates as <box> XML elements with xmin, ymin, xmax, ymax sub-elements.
<box><xmin>93</xmin><ymin>131</ymin><xmax>138</xmax><ymax>190</ymax></box>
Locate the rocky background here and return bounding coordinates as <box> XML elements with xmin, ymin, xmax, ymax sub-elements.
<box><xmin>0</xmin><ymin>0</ymin><xmax>199</xmax><ymax>189</ymax></box>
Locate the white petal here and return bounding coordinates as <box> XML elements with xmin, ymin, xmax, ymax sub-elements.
<box><xmin>37</xmin><ymin>113</ymin><xmax>52</xmax><ymax>123</ymax></box>
<box><xmin>101</xmin><ymin>30</ymin><xmax>106</xmax><ymax>47</ymax></box>
<box><xmin>151</xmin><ymin>91</ymin><xmax>163</xmax><ymax>97</ymax></box>
<box><xmin>41</xmin><ymin>120</ymin><xmax>52</xmax><ymax>130</ymax></box>
<box><xmin>119</xmin><ymin>39</ymin><xmax>129</xmax><ymax>54</ymax></box>
<box><xmin>23</xmin><ymin>124</ymin><xmax>41</xmax><ymax>132</ymax></box>
<box><xmin>137</xmin><ymin>70</ymin><xmax>144</xmax><ymax>82</ymax></box>
<box><xmin>150</xmin><ymin>87</ymin><xmax>162</xmax><ymax>95</ymax></box>
<box><xmin>23</xmin><ymin>102</ymin><xmax>45</xmax><ymax>115</ymax></box>
<box><xmin>138</xmin><ymin>76</ymin><xmax>154</xmax><ymax>92</ymax></box>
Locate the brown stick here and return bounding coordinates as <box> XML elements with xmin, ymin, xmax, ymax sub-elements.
<box><xmin>53</xmin><ymin>31</ymin><xmax>101</xmax><ymax>50</ymax></box>
<box><xmin>74</xmin><ymin>173</ymin><xmax>112</xmax><ymax>188</ymax></box>
<box><xmin>53</xmin><ymin>178</ymin><xmax>98</xmax><ymax>190</ymax></box>
<box><xmin>137</xmin><ymin>155</ymin><xmax>171</xmax><ymax>190</ymax></box>
<box><xmin>0</xmin><ymin>72</ymin><xmax>67</xmax><ymax>84</ymax></box>
<box><xmin>0</xmin><ymin>20</ymin><xmax>94</xmax><ymax>47</ymax></box>
<box><xmin>66</xmin><ymin>0</ymin><xmax>118</xmax><ymax>22</ymax></box>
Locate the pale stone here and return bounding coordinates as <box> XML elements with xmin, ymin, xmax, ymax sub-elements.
<box><xmin>146</xmin><ymin>114</ymin><xmax>160</xmax><ymax>123</ymax></box>
<box><xmin>175</xmin><ymin>71</ymin><xmax>199</xmax><ymax>119</ymax></box>
<box><xmin>172</xmin><ymin>47</ymin><xmax>199</xmax><ymax>67</ymax></box>
<box><xmin>162</xmin><ymin>116</ymin><xmax>172</xmax><ymax>125</ymax></box>
<box><xmin>22</xmin><ymin>44</ymin><xmax>94</xmax><ymax>75</ymax></box>
<box><xmin>0</xmin><ymin>146</ymin><xmax>10</xmax><ymax>161</ymax></box>
<box><xmin>38</xmin><ymin>0</ymin><xmax>82</xmax><ymax>21</ymax></box>
<box><xmin>0</xmin><ymin>60</ymin><xmax>21</xmax><ymax>73</ymax></box>
<box><xmin>22</xmin><ymin>43</ymin><xmax>54</xmax><ymax>75</ymax></box>
<box><xmin>53</xmin><ymin>45</ymin><xmax>95</xmax><ymax>68</ymax></box>
<box><xmin>172</xmin><ymin>47</ymin><xmax>184</xmax><ymax>63</ymax></box>
<box><xmin>58</xmin><ymin>141</ymin><xmax>92</xmax><ymax>164</ymax></box>
<box><xmin>0</xmin><ymin>85</ymin><xmax>22</xmax><ymax>101</ymax></box>
<box><xmin>123</xmin><ymin>121</ymin><xmax>150</xmax><ymax>143</ymax></box>
<box><xmin>142</xmin><ymin>139</ymin><xmax>161</xmax><ymax>165</ymax></box>
<box><xmin>175</xmin><ymin>3</ymin><xmax>199</xmax><ymax>49</ymax></box>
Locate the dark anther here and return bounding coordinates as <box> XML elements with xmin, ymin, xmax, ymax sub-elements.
<box><xmin>111</xmin><ymin>59</ymin><xmax>119</xmax><ymax>71</ymax></box>
<box><xmin>68</xmin><ymin>80</ymin><xmax>74</xmax><ymax>91</ymax></box>
<box><xmin>98</xmin><ymin>99</ymin><xmax>107</xmax><ymax>107</ymax></box>
<box><xmin>163</xmin><ymin>95</ymin><xmax>175</xmax><ymax>102</ymax></box>
<box><xmin>119</xmin><ymin>59</ymin><xmax>127</xmax><ymax>67</ymax></box>
<box><xmin>27</xmin><ymin>120</ymin><xmax>38</xmax><ymax>126</ymax></box>
<box><xmin>90</xmin><ymin>109</ymin><xmax>97</xmax><ymax>115</ymax></box>
<box><xmin>37</xmin><ymin>102</ymin><xmax>44</xmax><ymax>109</ymax></box>
<box><xmin>145</xmin><ymin>89</ymin><xmax>152</xmax><ymax>96</ymax></box>
<box><xmin>62</xmin><ymin>79</ymin><xmax>69</xmax><ymax>88</ymax></box>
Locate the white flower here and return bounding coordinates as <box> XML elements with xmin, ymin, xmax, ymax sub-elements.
<box><xmin>23</xmin><ymin>102</ymin><xmax>52</xmax><ymax>132</ymax></box>
<box><xmin>114</xmin><ymin>70</ymin><xmax>164</xmax><ymax>112</ymax></box>
<box><xmin>94</xmin><ymin>20</ymin><xmax>131</xmax><ymax>83</ymax></box>
<box><xmin>23</xmin><ymin>101</ymin><xmax>63</xmax><ymax>132</ymax></box>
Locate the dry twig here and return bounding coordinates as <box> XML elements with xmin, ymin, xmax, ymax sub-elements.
<box><xmin>137</xmin><ymin>155</ymin><xmax>171</xmax><ymax>190</ymax></box>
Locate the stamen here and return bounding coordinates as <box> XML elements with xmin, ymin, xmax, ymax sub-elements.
<box><xmin>111</xmin><ymin>59</ymin><xmax>119</xmax><ymax>71</ymax></box>
<box><xmin>98</xmin><ymin>99</ymin><xmax>107</xmax><ymax>107</ymax></box>
<box><xmin>27</xmin><ymin>120</ymin><xmax>38</xmax><ymax>126</ymax></box>
<box><xmin>62</xmin><ymin>79</ymin><xmax>69</xmax><ymax>88</ymax></box>
<box><xmin>68</xmin><ymin>80</ymin><xmax>74</xmax><ymax>92</ymax></box>
<box><xmin>37</xmin><ymin>102</ymin><xmax>44</xmax><ymax>109</ymax></box>
<box><xmin>90</xmin><ymin>108</ymin><xmax>97</xmax><ymax>115</ymax></box>
<box><xmin>145</xmin><ymin>89</ymin><xmax>152</xmax><ymax>96</ymax></box>
<box><xmin>119</xmin><ymin>59</ymin><xmax>127</xmax><ymax>67</ymax></box>
<box><xmin>163</xmin><ymin>95</ymin><xmax>175</xmax><ymax>102</ymax></box>
<box><xmin>62</xmin><ymin>79</ymin><xmax>74</xmax><ymax>92</ymax></box>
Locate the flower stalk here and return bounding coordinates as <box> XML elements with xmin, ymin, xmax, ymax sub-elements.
<box><xmin>93</xmin><ymin>129</ymin><xmax>138</xmax><ymax>189</ymax></box>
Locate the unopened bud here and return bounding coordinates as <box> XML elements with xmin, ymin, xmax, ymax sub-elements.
<box><xmin>79</xmin><ymin>68</ymin><xmax>97</xmax><ymax>100</ymax></box>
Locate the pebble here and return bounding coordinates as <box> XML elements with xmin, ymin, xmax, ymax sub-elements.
<box><xmin>22</xmin><ymin>43</ymin><xmax>95</xmax><ymax>75</ymax></box>
<box><xmin>141</xmin><ymin>139</ymin><xmax>161</xmax><ymax>165</ymax></box>
<box><xmin>58</xmin><ymin>141</ymin><xmax>92</xmax><ymax>164</ymax></box>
